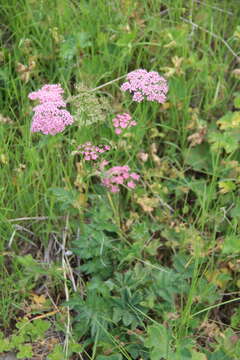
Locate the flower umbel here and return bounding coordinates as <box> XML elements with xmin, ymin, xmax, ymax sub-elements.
<box><xmin>121</xmin><ymin>69</ymin><xmax>168</xmax><ymax>103</ymax></box>
<box><xmin>29</xmin><ymin>84</ymin><xmax>74</xmax><ymax>135</ymax></box>
<box><xmin>112</xmin><ymin>113</ymin><xmax>136</xmax><ymax>135</ymax></box>
<box><xmin>77</xmin><ymin>142</ymin><xmax>110</xmax><ymax>161</ymax></box>
<box><xmin>28</xmin><ymin>84</ymin><xmax>64</xmax><ymax>104</ymax></box>
<box><xmin>102</xmin><ymin>165</ymin><xmax>140</xmax><ymax>193</ymax></box>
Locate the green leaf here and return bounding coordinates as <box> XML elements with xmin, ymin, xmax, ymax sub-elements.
<box><xmin>145</xmin><ymin>324</ymin><xmax>170</xmax><ymax>360</ymax></box>
<box><xmin>69</xmin><ymin>342</ymin><xmax>84</xmax><ymax>353</ymax></box>
<box><xmin>187</xmin><ymin>180</ymin><xmax>208</xmax><ymax>199</ymax></box>
<box><xmin>11</xmin><ymin>334</ymin><xmax>26</xmax><ymax>347</ymax></box>
<box><xmin>230</xmin><ymin>205</ymin><xmax>240</xmax><ymax>218</ymax></box>
<box><xmin>116</xmin><ymin>32</ymin><xmax>136</xmax><ymax>47</ymax></box>
<box><xmin>207</xmin><ymin>350</ymin><xmax>232</xmax><ymax>360</ymax></box>
<box><xmin>50</xmin><ymin>187</ymin><xmax>77</xmax><ymax>209</ymax></box>
<box><xmin>218</xmin><ymin>180</ymin><xmax>236</xmax><ymax>194</ymax></box>
<box><xmin>183</xmin><ymin>143</ymin><xmax>212</xmax><ymax>172</ymax></box>
<box><xmin>222</xmin><ymin>235</ymin><xmax>240</xmax><ymax>254</ymax></box>
<box><xmin>17</xmin><ymin>344</ymin><xmax>33</xmax><ymax>359</ymax></box>
<box><xmin>231</xmin><ymin>307</ymin><xmax>240</xmax><ymax>328</ymax></box>
<box><xmin>217</xmin><ymin>112</ymin><xmax>234</xmax><ymax>130</ymax></box>
<box><xmin>191</xmin><ymin>350</ymin><xmax>208</xmax><ymax>360</ymax></box>
<box><xmin>234</xmin><ymin>96</ymin><xmax>240</xmax><ymax>109</ymax></box>
<box><xmin>170</xmin><ymin>348</ymin><xmax>192</xmax><ymax>360</ymax></box>
<box><xmin>0</xmin><ymin>337</ymin><xmax>12</xmax><ymax>352</ymax></box>
<box><xmin>48</xmin><ymin>345</ymin><xmax>65</xmax><ymax>360</ymax></box>
<box><xmin>76</xmin><ymin>32</ymin><xmax>92</xmax><ymax>48</ymax></box>
<box><xmin>234</xmin><ymin>25</ymin><xmax>240</xmax><ymax>40</ymax></box>
<box><xmin>30</xmin><ymin>319</ymin><xmax>51</xmax><ymax>340</ymax></box>
<box><xmin>96</xmin><ymin>355</ymin><xmax>122</xmax><ymax>360</ymax></box>
<box><xmin>208</xmin><ymin>131</ymin><xmax>239</xmax><ymax>153</ymax></box>
<box><xmin>122</xmin><ymin>311</ymin><xmax>134</xmax><ymax>326</ymax></box>
<box><xmin>59</xmin><ymin>32</ymin><xmax>92</xmax><ymax>60</ymax></box>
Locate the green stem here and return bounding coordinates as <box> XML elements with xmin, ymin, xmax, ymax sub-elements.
<box><xmin>67</xmin><ymin>74</ymin><xmax>126</xmax><ymax>103</ymax></box>
<box><xmin>107</xmin><ymin>192</ymin><xmax>131</xmax><ymax>245</ymax></box>
<box><xmin>107</xmin><ymin>192</ymin><xmax>121</xmax><ymax>230</ymax></box>
<box><xmin>191</xmin><ymin>297</ymin><xmax>240</xmax><ymax>317</ymax></box>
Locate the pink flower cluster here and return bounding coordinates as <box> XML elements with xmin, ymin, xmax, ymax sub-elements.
<box><xmin>28</xmin><ymin>84</ymin><xmax>74</xmax><ymax>135</ymax></box>
<box><xmin>77</xmin><ymin>142</ymin><xmax>110</xmax><ymax>161</ymax></box>
<box><xmin>121</xmin><ymin>69</ymin><xmax>168</xmax><ymax>103</ymax></box>
<box><xmin>112</xmin><ymin>113</ymin><xmax>136</xmax><ymax>134</ymax></box>
<box><xmin>102</xmin><ymin>165</ymin><xmax>140</xmax><ymax>193</ymax></box>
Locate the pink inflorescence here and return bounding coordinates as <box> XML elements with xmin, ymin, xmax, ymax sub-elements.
<box><xmin>102</xmin><ymin>165</ymin><xmax>140</xmax><ymax>193</ymax></box>
<box><xmin>120</xmin><ymin>69</ymin><xmax>168</xmax><ymax>103</ymax></box>
<box><xmin>112</xmin><ymin>113</ymin><xmax>136</xmax><ymax>135</ymax></box>
<box><xmin>28</xmin><ymin>84</ymin><xmax>74</xmax><ymax>135</ymax></box>
<box><xmin>78</xmin><ymin>142</ymin><xmax>110</xmax><ymax>161</ymax></box>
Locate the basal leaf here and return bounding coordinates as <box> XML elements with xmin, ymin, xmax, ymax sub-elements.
<box><xmin>222</xmin><ymin>235</ymin><xmax>240</xmax><ymax>254</ymax></box>
<box><xmin>183</xmin><ymin>143</ymin><xmax>212</xmax><ymax>172</ymax></box>
<box><xmin>145</xmin><ymin>324</ymin><xmax>170</xmax><ymax>360</ymax></box>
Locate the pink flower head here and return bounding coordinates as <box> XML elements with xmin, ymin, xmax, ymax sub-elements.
<box><xmin>77</xmin><ymin>142</ymin><xmax>110</xmax><ymax>161</ymax></box>
<box><xmin>29</xmin><ymin>84</ymin><xmax>65</xmax><ymax>104</ymax></box>
<box><xmin>29</xmin><ymin>84</ymin><xmax>73</xmax><ymax>135</ymax></box>
<box><xmin>112</xmin><ymin>113</ymin><xmax>136</xmax><ymax>135</ymax></box>
<box><xmin>121</xmin><ymin>69</ymin><xmax>168</xmax><ymax>103</ymax></box>
<box><xmin>31</xmin><ymin>103</ymin><xmax>73</xmax><ymax>135</ymax></box>
<box><xmin>102</xmin><ymin>165</ymin><xmax>140</xmax><ymax>193</ymax></box>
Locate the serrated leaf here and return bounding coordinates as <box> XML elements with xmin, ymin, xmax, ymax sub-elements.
<box><xmin>122</xmin><ymin>311</ymin><xmax>134</xmax><ymax>326</ymax></box>
<box><xmin>234</xmin><ymin>96</ymin><xmax>240</xmax><ymax>109</ymax></box>
<box><xmin>50</xmin><ymin>187</ymin><xmax>77</xmax><ymax>209</ymax></box>
<box><xmin>59</xmin><ymin>32</ymin><xmax>92</xmax><ymax>60</ymax></box>
<box><xmin>145</xmin><ymin>324</ymin><xmax>170</xmax><ymax>360</ymax></box>
<box><xmin>230</xmin><ymin>205</ymin><xmax>240</xmax><ymax>218</ymax></box>
<box><xmin>31</xmin><ymin>319</ymin><xmax>51</xmax><ymax>339</ymax></box>
<box><xmin>205</xmin><ymin>268</ymin><xmax>232</xmax><ymax>288</ymax></box>
<box><xmin>223</xmin><ymin>235</ymin><xmax>240</xmax><ymax>254</ymax></box>
<box><xmin>116</xmin><ymin>32</ymin><xmax>135</xmax><ymax>47</ymax></box>
<box><xmin>183</xmin><ymin>143</ymin><xmax>212</xmax><ymax>172</ymax></box>
<box><xmin>208</xmin><ymin>131</ymin><xmax>239</xmax><ymax>153</ymax></box>
<box><xmin>218</xmin><ymin>180</ymin><xmax>236</xmax><ymax>194</ymax></box>
<box><xmin>0</xmin><ymin>338</ymin><xmax>12</xmax><ymax>352</ymax></box>
<box><xmin>69</xmin><ymin>342</ymin><xmax>84</xmax><ymax>353</ymax></box>
<box><xmin>96</xmin><ymin>355</ymin><xmax>122</xmax><ymax>360</ymax></box>
<box><xmin>217</xmin><ymin>112</ymin><xmax>234</xmax><ymax>130</ymax></box>
<box><xmin>191</xmin><ymin>350</ymin><xmax>208</xmax><ymax>360</ymax></box>
<box><xmin>17</xmin><ymin>344</ymin><xmax>33</xmax><ymax>359</ymax></box>
<box><xmin>48</xmin><ymin>344</ymin><xmax>64</xmax><ymax>360</ymax></box>
<box><xmin>170</xmin><ymin>347</ymin><xmax>192</xmax><ymax>360</ymax></box>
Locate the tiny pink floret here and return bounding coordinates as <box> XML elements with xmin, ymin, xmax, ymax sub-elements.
<box><xmin>127</xmin><ymin>181</ymin><xmax>136</xmax><ymax>189</ymax></box>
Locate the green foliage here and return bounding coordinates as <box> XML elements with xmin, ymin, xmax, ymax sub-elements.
<box><xmin>0</xmin><ymin>319</ymin><xmax>49</xmax><ymax>356</ymax></box>
<box><xmin>222</xmin><ymin>234</ymin><xmax>240</xmax><ymax>254</ymax></box>
<box><xmin>183</xmin><ymin>144</ymin><xmax>212</xmax><ymax>172</ymax></box>
<box><xmin>50</xmin><ymin>187</ymin><xmax>78</xmax><ymax>210</ymax></box>
<box><xmin>17</xmin><ymin>344</ymin><xmax>33</xmax><ymax>359</ymax></box>
<box><xmin>145</xmin><ymin>324</ymin><xmax>170</xmax><ymax>360</ymax></box>
<box><xmin>48</xmin><ymin>342</ymin><xmax>84</xmax><ymax>360</ymax></box>
<box><xmin>59</xmin><ymin>32</ymin><xmax>92</xmax><ymax>61</ymax></box>
<box><xmin>47</xmin><ymin>344</ymin><xmax>64</xmax><ymax>360</ymax></box>
<box><xmin>96</xmin><ymin>355</ymin><xmax>122</xmax><ymax>360</ymax></box>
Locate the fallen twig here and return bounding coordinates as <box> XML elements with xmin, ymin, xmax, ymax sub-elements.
<box><xmin>180</xmin><ymin>17</ymin><xmax>240</xmax><ymax>63</ymax></box>
<box><xmin>8</xmin><ymin>216</ymin><xmax>65</xmax><ymax>222</ymax></box>
<box><xmin>194</xmin><ymin>0</ymin><xmax>233</xmax><ymax>15</ymax></box>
